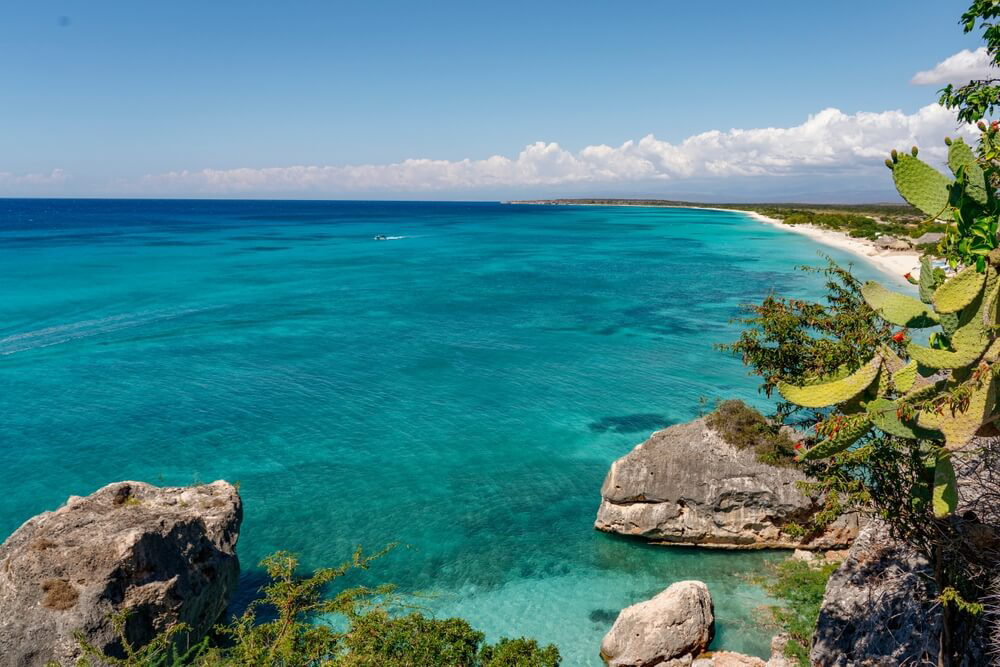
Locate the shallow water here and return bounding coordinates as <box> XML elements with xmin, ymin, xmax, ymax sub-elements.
<box><xmin>0</xmin><ymin>200</ymin><xmax>892</xmax><ymax>664</ymax></box>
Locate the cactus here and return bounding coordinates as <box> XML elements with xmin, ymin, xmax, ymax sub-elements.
<box><xmin>862</xmin><ymin>281</ymin><xmax>938</xmax><ymax>327</ymax></box>
<box><xmin>892</xmin><ymin>360</ymin><xmax>918</xmax><ymax>392</ymax></box>
<box><xmin>933</xmin><ymin>453</ymin><xmax>959</xmax><ymax>517</ymax></box>
<box><xmin>777</xmin><ymin>358</ymin><xmax>881</xmax><ymax>408</ymax></box>
<box><xmin>917</xmin><ymin>375</ymin><xmax>996</xmax><ymax>449</ymax></box>
<box><xmin>890</xmin><ymin>154</ymin><xmax>952</xmax><ymax>219</ymax></box>
<box><xmin>932</xmin><ymin>265</ymin><xmax>986</xmax><ymax>313</ymax></box>
<box><xmin>798</xmin><ymin>414</ymin><xmax>873</xmax><ymax>461</ymax></box>
<box><xmin>867</xmin><ymin>397</ymin><xmax>938</xmax><ymax>439</ymax></box>
<box><xmin>760</xmin><ymin>135</ymin><xmax>1000</xmax><ymax>518</ymax></box>
<box><xmin>947</xmin><ymin>138</ymin><xmax>989</xmax><ymax>205</ymax></box>
<box><xmin>918</xmin><ymin>256</ymin><xmax>940</xmax><ymax>303</ymax></box>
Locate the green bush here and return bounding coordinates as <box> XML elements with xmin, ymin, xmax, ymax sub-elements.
<box><xmin>73</xmin><ymin>550</ymin><xmax>560</xmax><ymax>667</ymax></box>
<box><xmin>705</xmin><ymin>399</ymin><xmax>797</xmax><ymax>467</ymax></box>
<box><xmin>759</xmin><ymin>559</ymin><xmax>839</xmax><ymax>667</ymax></box>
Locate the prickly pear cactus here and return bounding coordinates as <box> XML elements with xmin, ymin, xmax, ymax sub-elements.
<box><xmin>889</xmin><ymin>153</ymin><xmax>951</xmax><ymax>219</ymax></box>
<box><xmin>947</xmin><ymin>138</ymin><xmax>989</xmax><ymax>206</ymax></box>
<box><xmin>932</xmin><ymin>265</ymin><xmax>986</xmax><ymax>313</ymax></box>
<box><xmin>861</xmin><ymin>281</ymin><xmax>938</xmax><ymax>327</ymax></box>
<box><xmin>777</xmin><ymin>358</ymin><xmax>881</xmax><ymax>408</ymax></box>
<box><xmin>799</xmin><ymin>413</ymin><xmax>873</xmax><ymax>461</ymax></box>
<box><xmin>779</xmin><ymin>139</ymin><xmax>1000</xmax><ymax>517</ymax></box>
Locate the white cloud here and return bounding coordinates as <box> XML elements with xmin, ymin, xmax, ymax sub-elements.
<box><xmin>0</xmin><ymin>168</ymin><xmax>67</xmax><ymax>189</ymax></box>
<box><xmin>912</xmin><ymin>47</ymin><xmax>999</xmax><ymax>86</ymax></box>
<box><xmin>142</xmin><ymin>104</ymin><xmax>973</xmax><ymax>195</ymax></box>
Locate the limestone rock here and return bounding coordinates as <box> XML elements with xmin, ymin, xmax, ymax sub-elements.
<box><xmin>0</xmin><ymin>480</ymin><xmax>242</xmax><ymax>666</ymax></box>
<box><xmin>810</xmin><ymin>520</ymin><xmax>987</xmax><ymax>666</ymax></box>
<box><xmin>595</xmin><ymin>419</ymin><xmax>858</xmax><ymax>549</ymax></box>
<box><xmin>600</xmin><ymin>580</ymin><xmax>714</xmax><ymax>667</ymax></box>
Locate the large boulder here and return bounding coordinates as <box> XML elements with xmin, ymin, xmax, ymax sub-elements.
<box><xmin>600</xmin><ymin>580</ymin><xmax>714</xmax><ymax>667</ymax></box>
<box><xmin>595</xmin><ymin>418</ymin><xmax>858</xmax><ymax>549</ymax></box>
<box><xmin>0</xmin><ymin>481</ymin><xmax>242</xmax><ymax>666</ymax></box>
<box><xmin>810</xmin><ymin>520</ymin><xmax>987</xmax><ymax>667</ymax></box>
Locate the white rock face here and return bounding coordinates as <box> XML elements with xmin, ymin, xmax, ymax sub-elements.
<box><xmin>600</xmin><ymin>580</ymin><xmax>714</xmax><ymax>667</ymax></box>
<box><xmin>595</xmin><ymin>419</ymin><xmax>859</xmax><ymax>549</ymax></box>
<box><xmin>0</xmin><ymin>480</ymin><xmax>242</xmax><ymax>666</ymax></box>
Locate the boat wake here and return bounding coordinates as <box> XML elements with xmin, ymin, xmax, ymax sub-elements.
<box><xmin>0</xmin><ymin>307</ymin><xmax>211</xmax><ymax>355</ymax></box>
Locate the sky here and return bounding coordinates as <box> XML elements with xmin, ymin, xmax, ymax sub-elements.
<box><xmin>0</xmin><ymin>0</ymin><xmax>996</xmax><ymax>201</ymax></box>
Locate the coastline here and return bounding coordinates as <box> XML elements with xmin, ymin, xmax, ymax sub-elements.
<box><xmin>508</xmin><ymin>200</ymin><xmax>921</xmax><ymax>282</ymax></box>
<box><xmin>735</xmin><ymin>210</ymin><xmax>920</xmax><ymax>282</ymax></box>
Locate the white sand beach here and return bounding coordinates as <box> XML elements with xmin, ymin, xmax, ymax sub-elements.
<box><xmin>734</xmin><ymin>210</ymin><xmax>922</xmax><ymax>282</ymax></box>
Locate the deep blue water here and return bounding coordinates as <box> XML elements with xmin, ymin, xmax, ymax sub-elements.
<box><xmin>0</xmin><ymin>199</ymin><xmax>892</xmax><ymax>664</ymax></box>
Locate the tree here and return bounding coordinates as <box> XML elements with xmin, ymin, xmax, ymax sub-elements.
<box><xmin>939</xmin><ymin>1</ymin><xmax>1000</xmax><ymax>124</ymax></box>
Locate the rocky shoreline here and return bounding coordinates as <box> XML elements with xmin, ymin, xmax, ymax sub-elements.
<box><xmin>595</xmin><ymin>417</ymin><xmax>858</xmax><ymax>550</ymax></box>
<box><xmin>0</xmin><ymin>481</ymin><xmax>242</xmax><ymax>665</ymax></box>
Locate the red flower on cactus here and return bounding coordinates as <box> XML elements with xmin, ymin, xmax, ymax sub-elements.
<box><xmin>892</xmin><ymin>330</ymin><xmax>906</xmax><ymax>343</ymax></box>
<box><xmin>794</xmin><ymin>442</ymin><xmax>802</xmax><ymax>450</ymax></box>
<box><xmin>904</xmin><ymin>272</ymin><xmax>913</xmax><ymax>280</ymax></box>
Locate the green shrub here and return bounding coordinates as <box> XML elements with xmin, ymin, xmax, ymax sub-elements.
<box><xmin>478</xmin><ymin>638</ymin><xmax>560</xmax><ymax>667</ymax></box>
<box><xmin>73</xmin><ymin>548</ymin><xmax>560</xmax><ymax>667</ymax></box>
<box><xmin>758</xmin><ymin>559</ymin><xmax>839</xmax><ymax>667</ymax></box>
<box><xmin>706</xmin><ymin>399</ymin><xmax>797</xmax><ymax>467</ymax></box>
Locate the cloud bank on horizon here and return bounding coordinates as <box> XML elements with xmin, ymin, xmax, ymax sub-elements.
<box><xmin>137</xmin><ymin>103</ymin><xmax>972</xmax><ymax>198</ymax></box>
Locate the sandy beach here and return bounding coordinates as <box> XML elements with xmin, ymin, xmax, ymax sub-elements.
<box><xmin>735</xmin><ymin>210</ymin><xmax>921</xmax><ymax>282</ymax></box>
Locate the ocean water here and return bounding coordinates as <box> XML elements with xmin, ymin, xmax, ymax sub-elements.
<box><xmin>0</xmin><ymin>200</ymin><xmax>893</xmax><ymax>665</ymax></box>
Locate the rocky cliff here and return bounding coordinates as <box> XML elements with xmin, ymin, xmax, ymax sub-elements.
<box><xmin>595</xmin><ymin>418</ymin><xmax>858</xmax><ymax>549</ymax></box>
<box><xmin>0</xmin><ymin>480</ymin><xmax>242</xmax><ymax>666</ymax></box>
<box><xmin>811</xmin><ymin>520</ymin><xmax>988</xmax><ymax>667</ymax></box>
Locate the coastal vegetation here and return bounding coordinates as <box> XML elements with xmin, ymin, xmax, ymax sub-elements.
<box><xmin>756</xmin><ymin>559</ymin><xmax>838</xmax><ymax>667</ymax></box>
<box><xmin>73</xmin><ymin>550</ymin><xmax>560</xmax><ymax>667</ymax></box>
<box><xmin>704</xmin><ymin>399</ymin><xmax>797</xmax><ymax>467</ymax></box>
<box><xmin>719</xmin><ymin>4</ymin><xmax>1000</xmax><ymax>657</ymax></box>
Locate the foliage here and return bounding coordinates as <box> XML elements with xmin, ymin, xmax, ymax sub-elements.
<box><xmin>757</xmin><ymin>559</ymin><xmax>839</xmax><ymax>667</ymax></box>
<box><xmin>724</xmin><ymin>130</ymin><xmax>1000</xmax><ymax>662</ymax></box>
<box><xmin>718</xmin><ymin>260</ymin><xmax>897</xmax><ymax>420</ymax></box>
<box><xmin>73</xmin><ymin>550</ymin><xmax>560</xmax><ymax>667</ymax></box>
<box><xmin>771</xmin><ymin>209</ymin><xmax>944</xmax><ymax>242</ymax></box>
<box><xmin>705</xmin><ymin>399</ymin><xmax>797</xmax><ymax>466</ymax></box>
<box><xmin>940</xmin><ymin>1</ymin><xmax>1000</xmax><ymax>124</ymax></box>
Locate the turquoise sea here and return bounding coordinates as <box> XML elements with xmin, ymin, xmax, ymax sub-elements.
<box><xmin>0</xmin><ymin>200</ymin><xmax>894</xmax><ymax>664</ymax></box>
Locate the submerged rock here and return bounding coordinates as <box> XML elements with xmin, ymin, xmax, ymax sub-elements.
<box><xmin>595</xmin><ymin>418</ymin><xmax>858</xmax><ymax>549</ymax></box>
<box><xmin>0</xmin><ymin>480</ymin><xmax>242</xmax><ymax>666</ymax></box>
<box><xmin>600</xmin><ymin>580</ymin><xmax>714</xmax><ymax>667</ymax></box>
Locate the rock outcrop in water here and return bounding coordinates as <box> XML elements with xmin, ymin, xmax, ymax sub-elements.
<box><xmin>595</xmin><ymin>418</ymin><xmax>859</xmax><ymax>549</ymax></box>
<box><xmin>0</xmin><ymin>480</ymin><xmax>242</xmax><ymax>666</ymax></box>
<box><xmin>600</xmin><ymin>580</ymin><xmax>714</xmax><ymax>667</ymax></box>
<box><xmin>600</xmin><ymin>580</ymin><xmax>797</xmax><ymax>667</ymax></box>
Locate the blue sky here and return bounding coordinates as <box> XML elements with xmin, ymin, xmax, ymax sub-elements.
<box><xmin>0</xmin><ymin>1</ymin><xmax>992</xmax><ymax>200</ymax></box>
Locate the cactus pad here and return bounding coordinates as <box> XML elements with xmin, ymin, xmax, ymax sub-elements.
<box><xmin>777</xmin><ymin>357</ymin><xmax>881</xmax><ymax>408</ymax></box>
<box><xmin>947</xmin><ymin>138</ymin><xmax>989</xmax><ymax>205</ymax></box>
<box><xmin>867</xmin><ymin>398</ymin><xmax>937</xmax><ymax>439</ymax></box>
<box><xmin>861</xmin><ymin>281</ymin><xmax>938</xmax><ymax>327</ymax></box>
<box><xmin>917</xmin><ymin>377</ymin><xmax>996</xmax><ymax>450</ymax></box>
<box><xmin>892</xmin><ymin>360</ymin><xmax>918</xmax><ymax>392</ymax></box>
<box><xmin>891</xmin><ymin>154</ymin><xmax>952</xmax><ymax>219</ymax></box>
<box><xmin>933</xmin><ymin>454</ymin><xmax>959</xmax><ymax>517</ymax></box>
<box><xmin>918</xmin><ymin>256</ymin><xmax>937</xmax><ymax>304</ymax></box>
<box><xmin>939</xmin><ymin>312</ymin><xmax>961</xmax><ymax>337</ymax></box>
<box><xmin>798</xmin><ymin>414</ymin><xmax>872</xmax><ymax>461</ymax></box>
<box><xmin>932</xmin><ymin>265</ymin><xmax>986</xmax><ymax>314</ymax></box>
